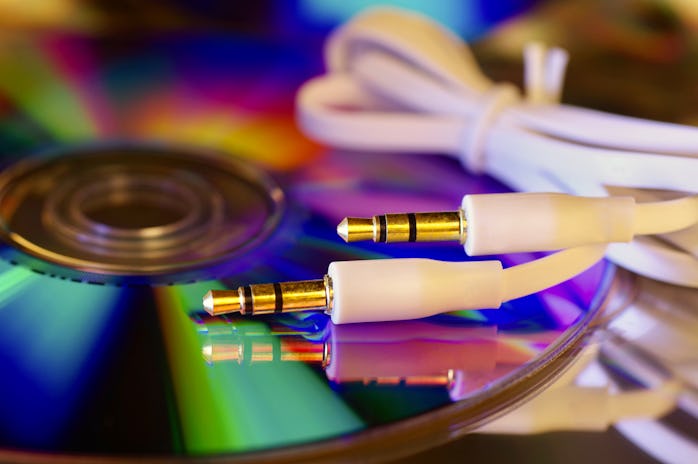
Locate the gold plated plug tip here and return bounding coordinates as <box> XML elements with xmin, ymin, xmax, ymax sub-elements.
<box><xmin>337</xmin><ymin>211</ymin><xmax>466</xmax><ymax>244</ymax></box>
<box><xmin>203</xmin><ymin>276</ymin><xmax>333</xmax><ymax>317</ymax></box>
<box><xmin>203</xmin><ymin>290</ymin><xmax>239</xmax><ymax>316</ymax></box>
<box><xmin>337</xmin><ymin>217</ymin><xmax>373</xmax><ymax>242</ymax></box>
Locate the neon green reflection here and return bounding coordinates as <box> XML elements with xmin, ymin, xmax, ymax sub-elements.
<box><xmin>155</xmin><ymin>282</ymin><xmax>364</xmax><ymax>454</ymax></box>
<box><xmin>0</xmin><ymin>263</ymin><xmax>36</xmax><ymax>307</ymax></box>
<box><xmin>0</xmin><ymin>39</ymin><xmax>96</xmax><ymax>140</ymax></box>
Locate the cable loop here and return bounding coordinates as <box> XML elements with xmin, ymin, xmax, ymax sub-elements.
<box><xmin>460</xmin><ymin>84</ymin><xmax>519</xmax><ymax>173</ymax></box>
<box><xmin>523</xmin><ymin>42</ymin><xmax>570</xmax><ymax>104</ymax></box>
<box><xmin>461</xmin><ymin>42</ymin><xmax>568</xmax><ymax>173</ymax></box>
<box><xmin>297</xmin><ymin>8</ymin><xmax>698</xmax><ymax>287</ymax></box>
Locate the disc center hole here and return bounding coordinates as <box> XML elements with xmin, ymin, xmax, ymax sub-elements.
<box><xmin>73</xmin><ymin>176</ymin><xmax>198</xmax><ymax>234</ymax></box>
<box><xmin>83</xmin><ymin>191</ymin><xmax>187</xmax><ymax>229</ymax></box>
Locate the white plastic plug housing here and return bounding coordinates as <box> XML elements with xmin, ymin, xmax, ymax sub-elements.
<box><xmin>462</xmin><ymin>193</ymin><xmax>635</xmax><ymax>256</ymax></box>
<box><xmin>327</xmin><ymin>258</ymin><xmax>503</xmax><ymax>324</ymax></box>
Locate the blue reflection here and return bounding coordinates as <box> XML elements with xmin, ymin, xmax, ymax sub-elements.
<box><xmin>0</xmin><ymin>265</ymin><xmax>124</xmax><ymax>448</ymax></box>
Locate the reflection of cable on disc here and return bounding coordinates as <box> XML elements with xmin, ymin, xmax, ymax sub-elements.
<box><xmin>200</xmin><ymin>318</ymin><xmax>557</xmax><ymax>401</ymax></box>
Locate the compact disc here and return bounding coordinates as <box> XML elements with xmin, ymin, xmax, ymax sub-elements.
<box><xmin>0</xmin><ymin>142</ymin><xmax>284</xmax><ymax>284</ymax></box>
<box><xmin>0</xmin><ymin>32</ymin><xmax>617</xmax><ymax>462</ymax></box>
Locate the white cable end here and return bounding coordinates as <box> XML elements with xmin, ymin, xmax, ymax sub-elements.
<box><xmin>523</xmin><ymin>42</ymin><xmax>569</xmax><ymax>104</ymax></box>
<box><xmin>462</xmin><ymin>193</ymin><xmax>635</xmax><ymax>256</ymax></box>
<box><xmin>327</xmin><ymin>258</ymin><xmax>503</xmax><ymax>324</ymax></box>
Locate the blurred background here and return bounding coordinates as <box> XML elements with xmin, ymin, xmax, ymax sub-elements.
<box><xmin>3</xmin><ymin>0</ymin><xmax>698</xmax><ymax>123</ymax></box>
<box><xmin>0</xmin><ymin>1</ymin><xmax>696</xmax><ymax>463</ymax></box>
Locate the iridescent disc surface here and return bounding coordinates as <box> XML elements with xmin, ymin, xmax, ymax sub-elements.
<box><xmin>0</xmin><ymin>31</ymin><xmax>615</xmax><ymax>462</ymax></box>
<box><xmin>0</xmin><ymin>143</ymin><xmax>284</xmax><ymax>284</ymax></box>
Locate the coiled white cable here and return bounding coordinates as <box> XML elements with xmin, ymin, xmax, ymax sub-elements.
<box><xmin>296</xmin><ymin>7</ymin><xmax>698</xmax><ymax>288</ymax></box>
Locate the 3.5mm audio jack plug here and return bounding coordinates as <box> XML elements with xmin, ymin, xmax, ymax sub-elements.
<box><xmin>337</xmin><ymin>211</ymin><xmax>465</xmax><ymax>244</ymax></box>
<box><xmin>339</xmin><ymin>193</ymin><xmax>638</xmax><ymax>256</ymax></box>
<box><xmin>204</xmin><ymin>257</ymin><xmax>507</xmax><ymax>324</ymax></box>
<box><xmin>203</xmin><ymin>192</ymin><xmax>698</xmax><ymax>324</ymax></box>
<box><xmin>204</xmin><ymin>277</ymin><xmax>332</xmax><ymax>316</ymax></box>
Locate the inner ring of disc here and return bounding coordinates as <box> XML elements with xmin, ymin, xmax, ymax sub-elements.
<box><xmin>0</xmin><ymin>143</ymin><xmax>285</xmax><ymax>280</ymax></box>
<box><xmin>70</xmin><ymin>176</ymin><xmax>200</xmax><ymax>237</ymax></box>
<box><xmin>44</xmin><ymin>168</ymin><xmax>217</xmax><ymax>254</ymax></box>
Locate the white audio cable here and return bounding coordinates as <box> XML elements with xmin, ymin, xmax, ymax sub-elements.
<box><xmin>204</xmin><ymin>243</ymin><xmax>607</xmax><ymax>324</ymax></box>
<box><xmin>296</xmin><ymin>7</ymin><xmax>698</xmax><ymax>288</ymax></box>
<box><xmin>337</xmin><ymin>193</ymin><xmax>698</xmax><ymax>255</ymax></box>
<box><xmin>203</xmin><ymin>192</ymin><xmax>697</xmax><ymax>324</ymax></box>
<box><xmin>202</xmin><ymin>8</ymin><xmax>698</xmax><ymax>324</ymax></box>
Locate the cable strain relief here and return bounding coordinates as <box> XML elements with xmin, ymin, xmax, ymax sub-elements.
<box><xmin>462</xmin><ymin>193</ymin><xmax>636</xmax><ymax>256</ymax></box>
<box><xmin>328</xmin><ymin>258</ymin><xmax>503</xmax><ymax>324</ymax></box>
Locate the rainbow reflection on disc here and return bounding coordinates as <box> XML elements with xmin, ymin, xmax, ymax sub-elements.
<box><xmin>0</xmin><ymin>32</ymin><xmax>615</xmax><ymax>461</ymax></box>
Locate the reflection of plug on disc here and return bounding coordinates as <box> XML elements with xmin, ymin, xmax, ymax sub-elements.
<box><xmin>0</xmin><ymin>143</ymin><xmax>284</xmax><ymax>284</ymax></box>
<box><xmin>325</xmin><ymin>323</ymin><xmax>500</xmax><ymax>393</ymax></box>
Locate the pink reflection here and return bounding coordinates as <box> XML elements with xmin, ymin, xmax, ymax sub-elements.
<box><xmin>201</xmin><ymin>317</ymin><xmax>566</xmax><ymax>401</ymax></box>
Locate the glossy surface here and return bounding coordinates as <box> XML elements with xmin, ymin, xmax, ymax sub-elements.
<box><xmin>0</xmin><ymin>32</ymin><xmax>611</xmax><ymax>460</ymax></box>
<box><xmin>0</xmin><ymin>144</ymin><xmax>284</xmax><ymax>283</ymax></box>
